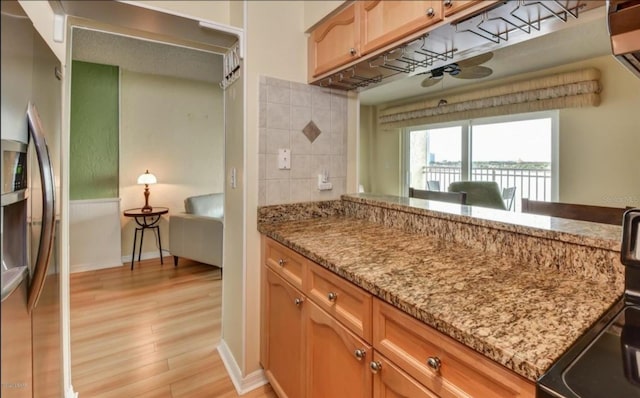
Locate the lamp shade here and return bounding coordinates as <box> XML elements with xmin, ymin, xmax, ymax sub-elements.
<box><xmin>137</xmin><ymin>170</ymin><xmax>157</xmax><ymax>185</ymax></box>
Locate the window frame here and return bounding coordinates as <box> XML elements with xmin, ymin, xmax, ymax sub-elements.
<box><xmin>402</xmin><ymin>110</ymin><xmax>559</xmax><ymax>202</ymax></box>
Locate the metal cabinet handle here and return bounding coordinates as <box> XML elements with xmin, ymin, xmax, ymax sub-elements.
<box><xmin>443</xmin><ymin>0</ymin><xmax>454</xmax><ymax>8</ymax></box>
<box><xmin>349</xmin><ymin>48</ymin><xmax>357</xmax><ymax>56</ymax></box>
<box><xmin>327</xmin><ymin>291</ymin><xmax>338</xmax><ymax>302</ymax></box>
<box><xmin>370</xmin><ymin>361</ymin><xmax>382</xmax><ymax>373</ymax></box>
<box><xmin>427</xmin><ymin>356</ymin><xmax>441</xmax><ymax>371</ymax></box>
<box><xmin>426</xmin><ymin>7</ymin><xmax>435</xmax><ymax>17</ymax></box>
<box><xmin>294</xmin><ymin>297</ymin><xmax>304</xmax><ymax>306</ymax></box>
<box><xmin>354</xmin><ymin>349</ymin><xmax>366</xmax><ymax>361</ymax></box>
<box><xmin>278</xmin><ymin>258</ymin><xmax>286</xmax><ymax>266</ymax></box>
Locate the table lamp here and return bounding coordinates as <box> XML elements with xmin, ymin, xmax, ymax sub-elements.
<box><xmin>137</xmin><ymin>170</ymin><xmax>157</xmax><ymax>212</ymax></box>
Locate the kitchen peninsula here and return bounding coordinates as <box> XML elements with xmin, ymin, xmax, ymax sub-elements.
<box><xmin>258</xmin><ymin>194</ymin><xmax>624</xmax><ymax>397</ymax></box>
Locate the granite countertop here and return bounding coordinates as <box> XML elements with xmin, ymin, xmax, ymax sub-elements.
<box><xmin>259</xmin><ymin>215</ymin><xmax>622</xmax><ymax>382</ymax></box>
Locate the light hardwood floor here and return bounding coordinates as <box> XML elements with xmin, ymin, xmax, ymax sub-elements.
<box><xmin>70</xmin><ymin>257</ymin><xmax>276</xmax><ymax>398</ymax></box>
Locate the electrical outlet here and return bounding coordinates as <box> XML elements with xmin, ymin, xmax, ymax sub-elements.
<box><xmin>318</xmin><ymin>173</ymin><xmax>332</xmax><ymax>191</ymax></box>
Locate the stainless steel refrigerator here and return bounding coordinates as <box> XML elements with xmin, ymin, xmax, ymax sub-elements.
<box><xmin>1</xmin><ymin>103</ymin><xmax>61</xmax><ymax>398</ymax></box>
<box><xmin>1</xmin><ymin>3</ymin><xmax>62</xmax><ymax>396</ymax></box>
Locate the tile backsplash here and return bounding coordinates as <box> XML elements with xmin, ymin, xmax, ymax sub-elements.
<box><xmin>258</xmin><ymin>76</ymin><xmax>348</xmax><ymax>205</ymax></box>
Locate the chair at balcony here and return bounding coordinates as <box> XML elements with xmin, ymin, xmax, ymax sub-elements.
<box><xmin>521</xmin><ymin>198</ymin><xmax>628</xmax><ymax>225</ymax></box>
<box><xmin>426</xmin><ymin>180</ymin><xmax>441</xmax><ymax>191</ymax></box>
<box><xmin>502</xmin><ymin>187</ymin><xmax>516</xmax><ymax>211</ymax></box>
<box><xmin>447</xmin><ymin>181</ymin><xmax>507</xmax><ymax>210</ymax></box>
<box><xmin>409</xmin><ymin>187</ymin><xmax>467</xmax><ymax>205</ymax></box>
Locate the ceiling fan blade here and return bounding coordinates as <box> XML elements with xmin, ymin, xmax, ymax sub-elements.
<box><xmin>456</xmin><ymin>52</ymin><xmax>494</xmax><ymax>68</ymax></box>
<box><xmin>454</xmin><ymin>65</ymin><xmax>493</xmax><ymax>79</ymax></box>
<box><xmin>420</xmin><ymin>75</ymin><xmax>443</xmax><ymax>87</ymax></box>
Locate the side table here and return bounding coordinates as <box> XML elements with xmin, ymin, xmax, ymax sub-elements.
<box><xmin>123</xmin><ymin>207</ymin><xmax>169</xmax><ymax>270</ymax></box>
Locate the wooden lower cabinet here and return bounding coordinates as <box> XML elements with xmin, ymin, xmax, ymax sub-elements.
<box><xmin>261</xmin><ymin>237</ymin><xmax>535</xmax><ymax>398</ymax></box>
<box><xmin>372</xmin><ymin>352</ymin><xmax>439</xmax><ymax>398</ymax></box>
<box><xmin>306</xmin><ymin>300</ymin><xmax>372</xmax><ymax>398</ymax></box>
<box><xmin>262</xmin><ymin>267</ymin><xmax>306</xmax><ymax>398</ymax></box>
<box><xmin>373</xmin><ymin>300</ymin><xmax>535</xmax><ymax>398</ymax></box>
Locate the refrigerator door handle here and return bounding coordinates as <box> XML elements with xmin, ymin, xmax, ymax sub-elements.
<box><xmin>26</xmin><ymin>102</ymin><xmax>56</xmax><ymax>313</ymax></box>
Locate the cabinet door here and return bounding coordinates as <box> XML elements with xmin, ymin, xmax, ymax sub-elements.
<box><xmin>443</xmin><ymin>0</ymin><xmax>483</xmax><ymax>17</ymax></box>
<box><xmin>309</xmin><ymin>3</ymin><xmax>360</xmax><ymax>77</ymax></box>
<box><xmin>263</xmin><ymin>268</ymin><xmax>306</xmax><ymax>398</ymax></box>
<box><xmin>372</xmin><ymin>352</ymin><xmax>439</xmax><ymax>398</ymax></box>
<box><xmin>306</xmin><ymin>300</ymin><xmax>372</xmax><ymax>398</ymax></box>
<box><xmin>360</xmin><ymin>1</ymin><xmax>443</xmax><ymax>55</ymax></box>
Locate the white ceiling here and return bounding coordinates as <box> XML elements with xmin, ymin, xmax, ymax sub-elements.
<box><xmin>359</xmin><ymin>9</ymin><xmax>612</xmax><ymax>105</ymax></box>
<box><xmin>72</xmin><ymin>28</ymin><xmax>223</xmax><ymax>84</ymax></box>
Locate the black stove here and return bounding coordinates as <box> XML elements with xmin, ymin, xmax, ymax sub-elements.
<box><xmin>537</xmin><ymin>209</ymin><xmax>640</xmax><ymax>398</ymax></box>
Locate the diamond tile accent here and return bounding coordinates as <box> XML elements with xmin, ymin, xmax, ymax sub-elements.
<box><xmin>302</xmin><ymin>120</ymin><xmax>322</xmax><ymax>143</ymax></box>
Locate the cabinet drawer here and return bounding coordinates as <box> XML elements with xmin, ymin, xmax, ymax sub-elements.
<box><xmin>373</xmin><ymin>299</ymin><xmax>535</xmax><ymax>398</ymax></box>
<box><xmin>306</xmin><ymin>261</ymin><xmax>373</xmax><ymax>342</ymax></box>
<box><xmin>263</xmin><ymin>237</ymin><xmax>307</xmax><ymax>290</ymax></box>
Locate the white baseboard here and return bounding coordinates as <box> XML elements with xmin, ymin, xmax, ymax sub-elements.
<box><xmin>121</xmin><ymin>249</ymin><xmax>170</xmax><ymax>264</ymax></box>
<box><xmin>65</xmin><ymin>384</ymin><xmax>78</xmax><ymax>398</ymax></box>
<box><xmin>217</xmin><ymin>339</ymin><xmax>268</xmax><ymax>395</ymax></box>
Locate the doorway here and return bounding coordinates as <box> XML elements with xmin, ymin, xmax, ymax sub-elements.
<box><xmin>62</xmin><ymin>3</ymin><xmax>240</xmax><ymax>394</ymax></box>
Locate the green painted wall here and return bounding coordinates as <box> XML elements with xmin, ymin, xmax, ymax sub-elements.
<box><xmin>70</xmin><ymin>60</ymin><xmax>119</xmax><ymax>200</ymax></box>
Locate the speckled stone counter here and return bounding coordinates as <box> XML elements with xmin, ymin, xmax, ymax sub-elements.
<box><xmin>258</xmin><ymin>196</ymin><xmax>626</xmax><ymax>382</ymax></box>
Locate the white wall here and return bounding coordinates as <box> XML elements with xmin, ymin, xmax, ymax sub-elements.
<box><xmin>558</xmin><ymin>56</ymin><xmax>640</xmax><ymax>207</ymax></box>
<box><xmin>119</xmin><ymin>70</ymin><xmax>224</xmax><ymax>258</ymax></box>
<box><xmin>303</xmin><ymin>1</ymin><xmax>345</xmax><ymax>31</ymax></box>
<box><xmin>130</xmin><ymin>0</ymin><xmax>232</xmax><ymax>26</ymax></box>
<box><xmin>237</xmin><ymin>0</ymin><xmax>308</xmax><ymax>379</ymax></box>
<box><xmin>1</xmin><ymin>9</ymin><xmax>34</xmax><ymax>143</ymax></box>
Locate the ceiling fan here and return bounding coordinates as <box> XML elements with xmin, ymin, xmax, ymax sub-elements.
<box><xmin>420</xmin><ymin>52</ymin><xmax>494</xmax><ymax>88</ymax></box>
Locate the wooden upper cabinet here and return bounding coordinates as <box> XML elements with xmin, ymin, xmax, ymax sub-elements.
<box><xmin>442</xmin><ymin>0</ymin><xmax>483</xmax><ymax>17</ymax></box>
<box><xmin>309</xmin><ymin>3</ymin><xmax>360</xmax><ymax>78</ymax></box>
<box><xmin>359</xmin><ymin>0</ymin><xmax>443</xmax><ymax>56</ymax></box>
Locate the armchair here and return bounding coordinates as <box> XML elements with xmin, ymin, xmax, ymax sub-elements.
<box><xmin>169</xmin><ymin>193</ymin><xmax>223</xmax><ymax>268</ymax></box>
<box><xmin>448</xmin><ymin>181</ymin><xmax>507</xmax><ymax>210</ymax></box>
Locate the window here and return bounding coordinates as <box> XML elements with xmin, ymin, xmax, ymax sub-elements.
<box><xmin>404</xmin><ymin>111</ymin><xmax>558</xmax><ymax>211</ymax></box>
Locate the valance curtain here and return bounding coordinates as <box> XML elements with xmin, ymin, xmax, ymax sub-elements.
<box><xmin>378</xmin><ymin>68</ymin><xmax>601</xmax><ymax>129</ymax></box>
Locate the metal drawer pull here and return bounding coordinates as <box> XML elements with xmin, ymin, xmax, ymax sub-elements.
<box><xmin>278</xmin><ymin>258</ymin><xmax>286</xmax><ymax>266</ymax></box>
<box><xmin>354</xmin><ymin>349</ymin><xmax>366</xmax><ymax>360</ymax></box>
<box><xmin>427</xmin><ymin>356</ymin><xmax>441</xmax><ymax>371</ymax></box>
<box><xmin>294</xmin><ymin>297</ymin><xmax>303</xmax><ymax>306</ymax></box>
<box><xmin>327</xmin><ymin>291</ymin><xmax>338</xmax><ymax>302</ymax></box>
<box><xmin>370</xmin><ymin>361</ymin><xmax>382</xmax><ymax>373</ymax></box>
<box><xmin>426</xmin><ymin>7</ymin><xmax>435</xmax><ymax>17</ymax></box>
<box><xmin>443</xmin><ymin>0</ymin><xmax>453</xmax><ymax>8</ymax></box>
<box><xmin>349</xmin><ymin>48</ymin><xmax>357</xmax><ymax>56</ymax></box>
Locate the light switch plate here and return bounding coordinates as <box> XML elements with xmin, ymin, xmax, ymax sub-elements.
<box><xmin>278</xmin><ymin>148</ymin><xmax>291</xmax><ymax>170</ymax></box>
<box><xmin>230</xmin><ymin>167</ymin><xmax>237</xmax><ymax>188</ymax></box>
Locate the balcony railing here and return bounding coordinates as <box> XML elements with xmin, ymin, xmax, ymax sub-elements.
<box><xmin>420</xmin><ymin>166</ymin><xmax>552</xmax><ymax>212</ymax></box>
